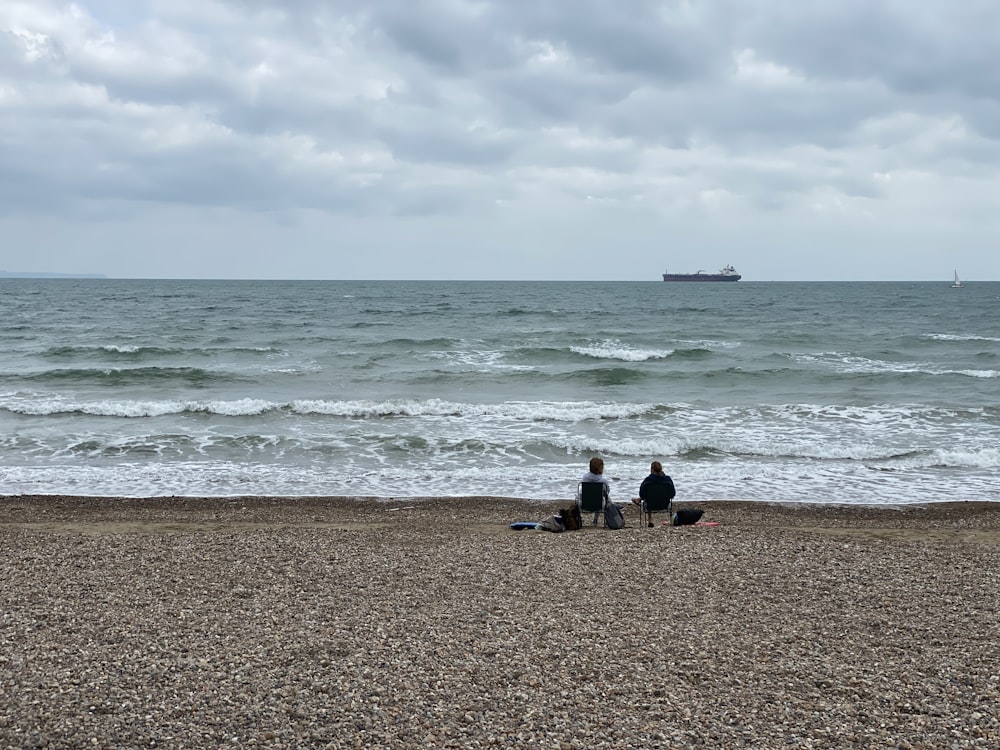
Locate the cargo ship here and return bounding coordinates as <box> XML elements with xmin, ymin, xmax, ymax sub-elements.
<box><xmin>662</xmin><ymin>264</ymin><xmax>741</xmax><ymax>282</ymax></box>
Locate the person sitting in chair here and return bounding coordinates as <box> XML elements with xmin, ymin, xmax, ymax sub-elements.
<box><xmin>635</xmin><ymin>460</ymin><xmax>675</xmax><ymax>527</ymax></box>
<box><xmin>577</xmin><ymin>456</ymin><xmax>610</xmax><ymax>525</ymax></box>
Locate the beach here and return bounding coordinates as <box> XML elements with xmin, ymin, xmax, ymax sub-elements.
<box><xmin>2</xmin><ymin>496</ymin><xmax>998</xmax><ymax>749</ymax></box>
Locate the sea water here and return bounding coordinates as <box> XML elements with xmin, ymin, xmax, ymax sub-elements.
<box><xmin>1</xmin><ymin>278</ymin><xmax>998</xmax><ymax>504</ymax></box>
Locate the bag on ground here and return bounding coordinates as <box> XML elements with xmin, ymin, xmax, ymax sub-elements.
<box><xmin>672</xmin><ymin>508</ymin><xmax>704</xmax><ymax>526</ymax></box>
<box><xmin>536</xmin><ymin>514</ymin><xmax>565</xmax><ymax>533</ymax></box>
<box><xmin>561</xmin><ymin>505</ymin><xmax>582</xmax><ymax>531</ymax></box>
<box><xmin>604</xmin><ymin>502</ymin><xmax>625</xmax><ymax>530</ymax></box>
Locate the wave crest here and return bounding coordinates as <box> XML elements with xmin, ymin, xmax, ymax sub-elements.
<box><xmin>571</xmin><ymin>340</ymin><xmax>673</xmax><ymax>362</ymax></box>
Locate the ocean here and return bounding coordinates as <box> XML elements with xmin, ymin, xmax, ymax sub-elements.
<box><xmin>1</xmin><ymin>278</ymin><xmax>998</xmax><ymax>505</ymax></box>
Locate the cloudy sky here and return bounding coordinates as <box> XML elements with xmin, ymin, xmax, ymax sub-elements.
<box><xmin>1</xmin><ymin>1</ymin><xmax>998</xmax><ymax>280</ymax></box>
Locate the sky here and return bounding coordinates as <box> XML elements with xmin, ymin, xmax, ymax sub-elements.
<box><xmin>1</xmin><ymin>1</ymin><xmax>998</xmax><ymax>281</ymax></box>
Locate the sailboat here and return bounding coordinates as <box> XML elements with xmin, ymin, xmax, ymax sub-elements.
<box><xmin>951</xmin><ymin>270</ymin><xmax>964</xmax><ymax>288</ymax></box>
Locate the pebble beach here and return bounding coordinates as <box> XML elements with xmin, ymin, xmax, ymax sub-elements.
<box><xmin>2</xmin><ymin>496</ymin><xmax>999</xmax><ymax>749</ymax></box>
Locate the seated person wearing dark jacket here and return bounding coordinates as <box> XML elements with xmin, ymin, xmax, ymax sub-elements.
<box><xmin>636</xmin><ymin>460</ymin><xmax>675</xmax><ymax>527</ymax></box>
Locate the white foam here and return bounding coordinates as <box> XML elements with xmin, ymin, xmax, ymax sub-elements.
<box><xmin>196</xmin><ymin>399</ymin><xmax>274</xmax><ymax>416</ymax></box>
<box><xmin>557</xmin><ymin>436</ymin><xmax>684</xmax><ymax>457</ymax></box>
<box><xmin>571</xmin><ymin>340</ymin><xmax>673</xmax><ymax>361</ymax></box>
<box><xmin>3</xmin><ymin>394</ymin><xmax>663</xmax><ymax>421</ymax></box>
<box><xmin>6</xmin><ymin>456</ymin><xmax>996</xmax><ymax>504</ymax></box>
<box><xmin>425</xmin><ymin>349</ymin><xmax>532</xmax><ymax>372</ymax></box>
<box><xmin>675</xmin><ymin>339</ymin><xmax>741</xmax><ymax>350</ymax></box>
<box><xmin>788</xmin><ymin>353</ymin><xmax>999</xmax><ymax>378</ymax></box>
<box><xmin>1</xmin><ymin>396</ymin><xmax>278</xmax><ymax>418</ymax></box>
<box><xmin>949</xmin><ymin>369</ymin><xmax>999</xmax><ymax>379</ymax></box>
<box><xmin>926</xmin><ymin>334</ymin><xmax>1000</xmax><ymax>343</ymax></box>
<box><xmin>289</xmin><ymin>398</ymin><xmax>655</xmax><ymax>421</ymax></box>
<box><xmin>933</xmin><ymin>447</ymin><xmax>1000</xmax><ymax>469</ymax></box>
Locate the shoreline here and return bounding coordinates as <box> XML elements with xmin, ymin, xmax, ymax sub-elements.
<box><xmin>4</xmin><ymin>494</ymin><xmax>1000</xmax><ymax>539</ymax></box>
<box><xmin>3</xmin><ymin>495</ymin><xmax>999</xmax><ymax>747</ymax></box>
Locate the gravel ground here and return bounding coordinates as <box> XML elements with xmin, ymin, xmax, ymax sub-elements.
<box><xmin>2</xmin><ymin>495</ymin><xmax>999</xmax><ymax>749</ymax></box>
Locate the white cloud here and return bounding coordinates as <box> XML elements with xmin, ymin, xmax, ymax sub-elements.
<box><xmin>733</xmin><ymin>48</ymin><xmax>805</xmax><ymax>89</ymax></box>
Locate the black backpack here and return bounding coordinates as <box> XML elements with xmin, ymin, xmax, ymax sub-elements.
<box><xmin>672</xmin><ymin>508</ymin><xmax>704</xmax><ymax>526</ymax></box>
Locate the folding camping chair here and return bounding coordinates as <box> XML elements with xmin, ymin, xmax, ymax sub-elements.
<box><xmin>578</xmin><ymin>481</ymin><xmax>608</xmax><ymax>526</ymax></box>
<box><xmin>641</xmin><ymin>481</ymin><xmax>675</xmax><ymax>527</ymax></box>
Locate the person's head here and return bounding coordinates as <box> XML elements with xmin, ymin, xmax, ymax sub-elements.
<box><xmin>650</xmin><ymin>460</ymin><xmax>663</xmax><ymax>474</ymax></box>
<box><xmin>588</xmin><ymin>456</ymin><xmax>604</xmax><ymax>475</ymax></box>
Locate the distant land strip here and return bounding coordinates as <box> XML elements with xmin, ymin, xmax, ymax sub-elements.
<box><xmin>0</xmin><ymin>271</ymin><xmax>107</xmax><ymax>278</ymax></box>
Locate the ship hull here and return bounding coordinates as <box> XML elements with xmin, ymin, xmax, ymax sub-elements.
<box><xmin>662</xmin><ymin>274</ymin><xmax>741</xmax><ymax>282</ymax></box>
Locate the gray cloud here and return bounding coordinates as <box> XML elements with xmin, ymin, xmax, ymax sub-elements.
<box><xmin>1</xmin><ymin>0</ymin><xmax>998</xmax><ymax>280</ymax></box>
